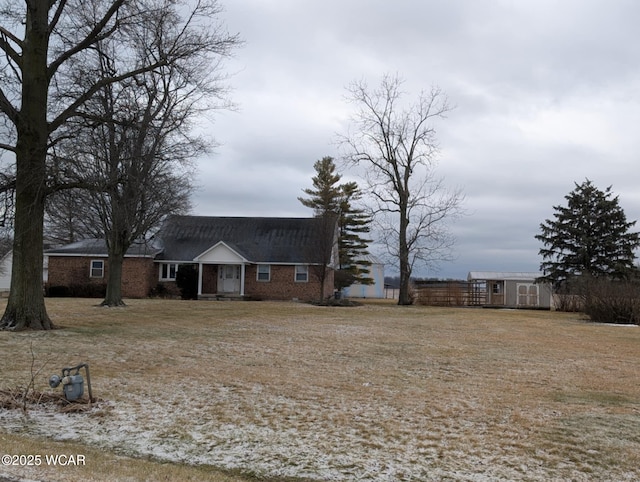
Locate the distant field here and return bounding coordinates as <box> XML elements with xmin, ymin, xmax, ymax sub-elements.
<box><xmin>1</xmin><ymin>299</ymin><xmax>639</xmax><ymax>481</ymax></box>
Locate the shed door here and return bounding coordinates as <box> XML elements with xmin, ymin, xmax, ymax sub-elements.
<box><xmin>517</xmin><ymin>283</ymin><xmax>538</xmax><ymax>307</ymax></box>
<box><xmin>490</xmin><ymin>281</ymin><xmax>504</xmax><ymax>305</ymax></box>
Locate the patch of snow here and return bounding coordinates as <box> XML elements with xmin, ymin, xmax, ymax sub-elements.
<box><xmin>0</xmin><ymin>380</ymin><xmax>617</xmax><ymax>482</ymax></box>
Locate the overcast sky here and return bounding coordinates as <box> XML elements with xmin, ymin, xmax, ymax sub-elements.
<box><xmin>191</xmin><ymin>0</ymin><xmax>640</xmax><ymax>279</ymax></box>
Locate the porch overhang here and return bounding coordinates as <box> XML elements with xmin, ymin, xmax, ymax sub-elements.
<box><xmin>193</xmin><ymin>241</ymin><xmax>250</xmax><ymax>297</ymax></box>
<box><xmin>194</xmin><ymin>241</ymin><xmax>249</xmax><ymax>264</ymax></box>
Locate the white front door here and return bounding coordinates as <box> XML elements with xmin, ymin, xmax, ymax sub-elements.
<box><xmin>219</xmin><ymin>265</ymin><xmax>241</xmax><ymax>293</ymax></box>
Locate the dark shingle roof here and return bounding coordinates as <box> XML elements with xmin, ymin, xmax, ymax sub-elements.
<box><xmin>155</xmin><ymin>215</ymin><xmax>335</xmax><ymax>263</ymax></box>
<box><xmin>45</xmin><ymin>239</ymin><xmax>161</xmax><ymax>257</ymax></box>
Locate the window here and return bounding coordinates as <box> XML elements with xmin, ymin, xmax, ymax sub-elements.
<box><xmin>295</xmin><ymin>265</ymin><xmax>309</xmax><ymax>282</ymax></box>
<box><xmin>90</xmin><ymin>260</ymin><xmax>104</xmax><ymax>278</ymax></box>
<box><xmin>257</xmin><ymin>264</ymin><xmax>270</xmax><ymax>282</ymax></box>
<box><xmin>219</xmin><ymin>265</ymin><xmax>240</xmax><ymax>280</ymax></box>
<box><xmin>160</xmin><ymin>263</ymin><xmax>179</xmax><ymax>281</ymax></box>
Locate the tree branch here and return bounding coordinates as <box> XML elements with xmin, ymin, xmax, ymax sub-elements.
<box><xmin>0</xmin><ymin>142</ymin><xmax>16</xmax><ymax>153</ymax></box>
<box><xmin>48</xmin><ymin>0</ymin><xmax>69</xmax><ymax>34</ymax></box>
<box><xmin>49</xmin><ymin>61</ymin><xmax>168</xmax><ymax>133</ymax></box>
<box><xmin>0</xmin><ymin>87</ymin><xmax>19</xmax><ymax>127</ymax></box>
<box><xmin>0</xmin><ymin>26</ymin><xmax>23</xmax><ymax>63</ymax></box>
<box><xmin>47</xmin><ymin>0</ymin><xmax>125</xmax><ymax>80</ymax></box>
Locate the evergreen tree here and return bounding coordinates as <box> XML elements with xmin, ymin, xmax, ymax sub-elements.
<box><xmin>536</xmin><ymin>179</ymin><xmax>640</xmax><ymax>288</ymax></box>
<box><xmin>336</xmin><ymin>182</ymin><xmax>373</xmax><ymax>290</ymax></box>
<box><xmin>298</xmin><ymin>157</ymin><xmax>342</xmax><ymax>215</ymax></box>
<box><xmin>299</xmin><ymin>157</ymin><xmax>373</xmax><ymax>289</ymax></box>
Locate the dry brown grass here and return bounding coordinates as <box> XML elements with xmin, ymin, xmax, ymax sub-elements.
<box><xmin>1</xmin><ymin>298</ymin><xmax>639</xmax><ymax>481</ymax></box>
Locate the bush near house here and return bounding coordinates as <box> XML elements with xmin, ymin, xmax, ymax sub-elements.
<box><xmin>46</xmin><ymin>283</ymin><xmax>107</xmax><ymax>298</ymax></box>
<box><xmin>175</xmin><ymin>264</ymin><xmax>198</xmax><ymax>300</ymax></box>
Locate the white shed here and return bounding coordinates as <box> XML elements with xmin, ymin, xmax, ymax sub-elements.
<box><xmin>467</xmin><ymin>271</ymin><xmax>552</xmax><ymax>309</ymax></box>
<box><xmin>342</xmin><ymin>255</ymin><xmax>385</xmax><ymax>298</ymax></box>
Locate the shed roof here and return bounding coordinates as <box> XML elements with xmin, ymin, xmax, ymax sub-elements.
<box><xmin>155</xmin><ymin>215</ymin><xmax>335</xmax><ymax>264</ymax></box>
<box><xmin>467</xmin><ymin>271</ymin><xmax>543</xmax><ymax>281</ymax></box>
<box><xmin>355</xmin><ymin>253</ymin><xmax>384</xmax><ymax>266</ymax></box>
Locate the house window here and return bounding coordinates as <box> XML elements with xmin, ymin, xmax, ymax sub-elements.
<box><xmin>257</xmin><ymin>264</ymin><xmax>270</xmax><ymax>282</ymax></box>
<box><xmin>295</xmin><ymin>265</ymin><xmax>309</xmax><ymax>282</ymax></box>
<box><xmin>492</xmin><ymin>282</ymin><xmax>502</xmax><ymax>294</ymax></box>
<box><xmin>160</xmin><ymin>263</ymin><xmax>179</xmax><ymax>281</ymax></box>
<box><xmin>90</xmin><ymin>260</ymin><xmax>104</xmax><ymax>278</ymax></box>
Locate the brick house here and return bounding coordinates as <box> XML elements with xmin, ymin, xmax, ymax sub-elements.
<box><xmin>46</xmin><ymin>216</ymin><xmax>338</xmax><ymax>301</ymax></box>
<box><xmin>46</xmin><ymin>239</ymin><xmax>161</xmax><ymax>298</ymax></box>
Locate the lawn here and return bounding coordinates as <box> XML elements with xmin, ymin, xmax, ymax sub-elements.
<box><xmin>0</xmin><ymin>298</ymin><xmax>639</xmax><ymax>481</ymax></box>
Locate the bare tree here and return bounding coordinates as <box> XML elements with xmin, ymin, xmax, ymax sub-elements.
<box><xmin>341</xmin><ymin>74</ymin><xmax>463</xmax><ymax>305</ymax></box>
<box><xmin>45</xmin><ymin>189</ymin><xmax>94</xmax><ymax>245</ymax></box>
<box><xmin>304</xmin><ymin>214</ymin><xmax>339</xmax><ymax>303</ymax></box>
<box><xmin>0</xmin><ymin>1</ymin><xmax>239</xmax><ymax>329</ymax></box>
<box><xmin>49</xmin><ymin>10</ymin><xmax>235</xmax><ymax>306</ymax></box>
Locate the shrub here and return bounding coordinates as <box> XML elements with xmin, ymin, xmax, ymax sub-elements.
<box><xmin>46</xmin><ymin>283</ymin><xmax>106</xmax><ymax>298</ymax></box>
<box><xmin>175</xmin><ymin>264</ymin><xmax>198</xmax><ymax>300</ymax></box>
<box><xmin>149</xmin><ymin>283</ymin><xmax>169</xmax><ymax>298</ymax></box>
<box><xmin>582</xmin><ymin>278</ymin><xmax>640</xmax><ymax>324</ymax></box>
<box><xmin>47</xmin><ymin>285</ymin><xmax>71</xmax><ymax>297</ymax></box>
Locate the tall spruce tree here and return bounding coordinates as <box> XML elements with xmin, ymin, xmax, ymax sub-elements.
<box><xmin>298</xmin><ymin>157</ymin><xmax>342</xmax><ymax>215</ymax></box>
<box><xmin>336</xmin><ymin>182</ymin><xmax>373</xmax><ymax>290</ymax></box>
<box><xmin>536</xmin><ymin>179</ymin><xmax>640</xmax><ymax>289</ymax></box>
<box><xmin>299</xmin><ymin>157</ymin><xmax>373</xmax><ymax>289</ymax></box>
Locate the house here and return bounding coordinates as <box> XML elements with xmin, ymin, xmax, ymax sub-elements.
<box><xmin>0</xmin><ymin>250</ymin><xmax>49</xmax><ymax>296</ymax></box>
<box><xmin>46</xmin><ymin>216</ymin><xmax>338</xmax><ymax>301</ymax></box>
<box><xmin>340</xmin><ymin>255</ymin><xmax>385</xmax><ymax>298</ymax></box>
<box><xmin>0</xmin><ymin>250</ymin><xmax>12</xmax><ymax>295</ymax></box>
<box><xmin>46</xmin><ymin>239</ymin><xmax>161</xmax><ymax>297</ymax></box>
<box><xmin>467</xmin><ymin>271</ymin><xmax>552</xmax><ymax>309</ymax></box>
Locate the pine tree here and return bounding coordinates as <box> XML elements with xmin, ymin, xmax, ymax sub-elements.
<box><xmin>536</xmin><ymin>179</ymin><xmax>640</xmax><ymax>288</ymax></box>
<box><xmin>298</xmin><ymin>157</ymin><xmax>342</xmax><ymax>215</ymax></box>
<box><xmin>299</xmin><ymin>157</ymin><xmax>373</xmax><ymax>289</ymax></box>
<box><xmin>336</xmin><ymin>182</ymin><xmax>373</xmax><ymax>289</ymax></box>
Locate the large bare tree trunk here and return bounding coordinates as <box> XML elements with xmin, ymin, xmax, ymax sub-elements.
<box><xmin>398</xmin><ymin>209</ymin><xmax>412</xmax><ymax>305</ymax></box>
<box><xmin>102</xmin><ymin>251</ymin><xmax>126</xmax><ymax>307</ymax></box>
<box><xmin>0</xmin><ymin>4</ymin><xmax>53</xmax><ymax>330</ymax></box>
<box><xmin>1</xmin><ymin>174</ymin><xmax>52</xmax><ymax>329</ymax></box>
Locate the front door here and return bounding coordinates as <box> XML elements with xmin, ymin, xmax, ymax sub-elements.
<box><xmin>219</xmin><ymin>265</ymin><xmax>241</xmax><ymax>293</ymax></box>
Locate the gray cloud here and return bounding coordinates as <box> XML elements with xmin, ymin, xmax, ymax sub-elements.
<box><xmin>194</xmin><ymin>0</ymin><xmax>640</xmax><ymax>278</ymax></box>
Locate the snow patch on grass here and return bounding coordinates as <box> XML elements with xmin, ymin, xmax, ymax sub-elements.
<box><xmin>2</xmin><ymin>300</ymin><xmax>640</xmax><ymax>481</ymax></box>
